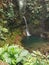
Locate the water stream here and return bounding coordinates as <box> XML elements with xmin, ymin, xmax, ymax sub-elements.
<box><xmin>23</xmin><ymin>16</ymin><xmax>31</xmax><ymax>36</ymax></box>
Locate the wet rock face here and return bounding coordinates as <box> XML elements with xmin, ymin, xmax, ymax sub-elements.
<box><xmin>44</xmin><ymin>17</ymin><xmax>49</xmax><ymax>31</ymax></box>
<box><xmin>0</xmin><ymin>60</ymin><xmax>9</xmax><ymax>65</ymax></box>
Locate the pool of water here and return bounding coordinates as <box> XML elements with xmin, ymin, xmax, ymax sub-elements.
<box><xmin>22</xmin><ymin>36</ymin><xmax>49</xmax><ymax>50</ymax></box>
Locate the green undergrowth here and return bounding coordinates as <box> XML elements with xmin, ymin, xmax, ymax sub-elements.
<box><xmin>0</xmin><ymin>28</ymin><xmax>22</xmax><ymax>47</ymax></box>
<box><xmin>0</xmin><ymin>44</ymin><xmax>49</xmax><ymax>65</ymax></box>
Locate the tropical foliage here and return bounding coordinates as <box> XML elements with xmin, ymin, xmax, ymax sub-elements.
<box><xmin>0</xmin><ymin>45</ymin><xmax>49</xmax><ymax>65</ymax></box>
<box><xmin>0</xmin><ymin>0</ymin><xmax>49</xmax><ymax>40</ymax></box>
<box><xmin>0</xmin><ymin>19</ymin><xmax>8</xmax><ymax>40</ymax></box>
<box><xmin>0</xmin><ymin>0</ymin><xmax>49</xmax><ymax>65</ymax></box>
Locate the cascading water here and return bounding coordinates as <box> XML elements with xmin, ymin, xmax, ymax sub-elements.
<box><xmin>18</xmin><ymin>0</ymin><xmax>26</xmax><ymax>15</ymax></box>
<box><xmin>23</xmin><ymin>16</ymin><xmax>31</xmax><ymax>36</ymax></box>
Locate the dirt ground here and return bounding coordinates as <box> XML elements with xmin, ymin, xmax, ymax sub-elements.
<box><xmin>0</xmin><ymin>60</ymin><xmax>9</xmax><ymax>65</ymax></box>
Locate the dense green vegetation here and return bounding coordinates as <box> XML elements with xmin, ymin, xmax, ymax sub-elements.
<box><xmin>0</xmin><ymin>0</ymin><xmax>49</xmax><ymax>65</ymax></box>
<box><xmin>0</xmin><ymin>0</ymin><xmax>49</xmax><ymax>40</ymax></box>
<box><xmin>0</xmin><ymin>45</ymin><xmax>49</xmax><ymax>65</ymax></box>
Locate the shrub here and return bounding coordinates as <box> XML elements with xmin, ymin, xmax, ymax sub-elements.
<box><xmin>0</xmin><ymin>45</ymin><xmax>49</xmax><ymax>65</ymax></box>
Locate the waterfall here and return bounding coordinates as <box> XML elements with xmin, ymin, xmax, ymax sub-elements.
<box><xmin>23</xmin><ymin>16</ymin><xmax>31</xmax><ymax>36</ymax></box>
<box><xmin>18</xmin><ymin>0</ymin><xmax>31</xmax><ymax>36</ymax></box>
<box><xmin>18</xmin><ymin>0</ymin><xmax>26</xmax><ymax>15</ymax></box>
